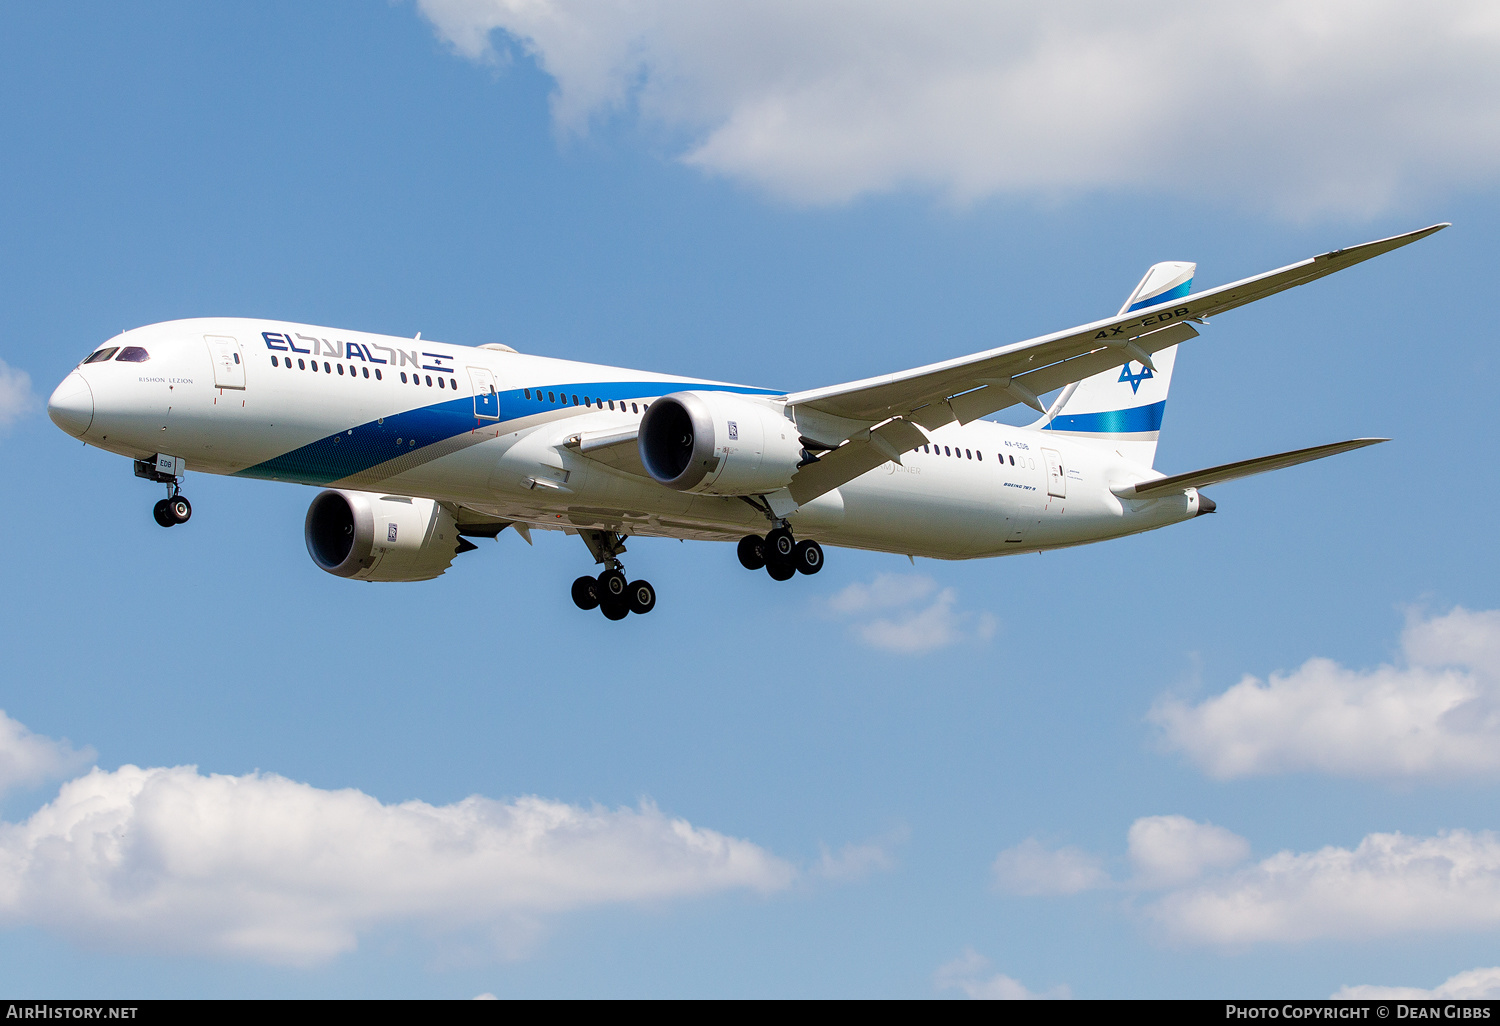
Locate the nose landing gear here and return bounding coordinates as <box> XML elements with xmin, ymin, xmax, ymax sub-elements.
<box><xmin>152</xmin><ymin>495</ymin><xmax>192</xmax><ymax>527</ymax></box>
<box><xmin>571</xmin><ymin>530</ymin><xmax>657</xmax><ymax>619</ymax></box>
<box><xmin>136</xmin><ymin>456</ymin><xmax>191</xmax><ymax>528</ymax></box>
<box><xmin>738</xmin><ymin>527</ymin><xmax>823</xmax><ymax>581</ymax></box>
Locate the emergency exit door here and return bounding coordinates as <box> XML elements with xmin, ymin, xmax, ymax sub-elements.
<box><xmin>204</xmin><ymin>335</ymin><xmax>245</xmax><ymax>390</ymax></box>
<box><xmin>1042</xmin><ymin>448</ymin><xmax>1066</xmax><ymax>498</ymax></box>
<box><xmin>469</xmin><ymin>367</ymin><xmax>500</xmax><ymax>420</ymax></box>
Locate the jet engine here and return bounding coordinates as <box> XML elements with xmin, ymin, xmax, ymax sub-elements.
<box><xmin>305</xmin><ymin>489</ymin><xmax>462</xmax><ymax>582</ymax></box>
<box><xmin>638</xmin><ymin>391</ymin><xmax>804</xmax><ymax>495</ymax></box>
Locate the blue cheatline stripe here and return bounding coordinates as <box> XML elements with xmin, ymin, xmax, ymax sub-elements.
<box><xmin>1127</xmin><ymin>280</ymin><xmax>1192</xmax><ymax>312</ymax></box>
<box><xmin>234</xmin><ymin>380</ymin><xmax>781</xmax><ymax>485</ymax></box>
<box><xmin>1043</xmin><ymin>400</ymin><xmax>1166</xmax><ymax>434</ymax></box>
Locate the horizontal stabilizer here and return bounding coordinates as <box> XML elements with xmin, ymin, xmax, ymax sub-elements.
<box><xmin>1112</xmin><ymin>438</ymin><xmax>1387</xmax><ymax>499</ymax></box>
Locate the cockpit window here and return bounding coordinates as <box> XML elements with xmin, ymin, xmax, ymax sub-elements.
<box><xmin>115</xmin><ymin>346</ymin><xmax>151</xmax><ymax>363</ymax></box>
<box><xmin>83</xmin><ymin>347</ymin><xmax>118</xmax><ymax>364</ymax></box>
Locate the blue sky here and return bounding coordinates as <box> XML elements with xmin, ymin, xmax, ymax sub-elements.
<box><xmin>2</xmin><ymin>0</ymin><xmax>1498</xmax><ymax>998</ymax></box>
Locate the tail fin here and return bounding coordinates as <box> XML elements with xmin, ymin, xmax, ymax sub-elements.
<box><xmin>1031</xmin><ymin>260</ymin><xmax>1195</xmax><ymax>468</ymax></box>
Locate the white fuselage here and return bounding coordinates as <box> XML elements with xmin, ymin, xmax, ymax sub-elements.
<box><xmin>51</xmin><ymin>318</ymin><xmax>1203</xmax><ymax>559</ymax></box>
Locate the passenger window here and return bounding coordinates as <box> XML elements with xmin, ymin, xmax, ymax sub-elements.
<box><xmin>362</xmin><ymin>367</ymin><xmax>369</xmax><ymax>378</ymax></box>
<box><xmin>311</xmin><ymin>361</ymin><xmax>319</xmax><ymax>372</ymax></box>
<box><xmin>923</xmin><ymin>444</ymin><xmax>930</xmax><ymax>453</ymax></box>
<box><xmin>233</xmin><ymin>353</ymin><xmax>240</xmax><ymax>364</ymax></box>
<box><xmin>1009</xmin><ymin>454</ymin><xmax>1015</xmax><ymax>465</ymax></box>
<box><xmin>571</xmin><ymin>394</ymin><xmax>579</xmax><ymax>405</ymax></box>
<box><xmin>324</xmin><ymin>362</ymin><xmax>331</xmax><ymax>373</ymax></box>
<box><xmin>608</xmin><ymin>400</ymin><xmax>615</xmax><ymax>411</ymax></box>
<box><xmin>977</xmin><ymin>452</ymin><xmax>982</xmax><ymax>461</ymax></box>
<box><xmin>437</xmin><ymin>377</ymin><xmax>444</xmax><ymax>388</ymax></box>
<box><xmin>298</xmin><ymin>359</ymin><xmax>306</xmax><ymax>370</ymax></box>
<box><xmin>548</xmin><ymin>391</ymin><xmax>555</xmax><ymax>403</ymax></box>
<box><xmin>450</xmin><ymin>378</ymin><xmax>457</xmax><ymax>390</ymax></box>
<box><xmin>401</xmin><ymin>372</ymin><xmax>407</xmax><ymax>383</ymax></box>
<box><xmin>375</xmin><ymin>369</ymin><xmax>381</xmax><ymax>380</ymax></box>
<box><xmin>83</xmin><ymin>347</ymin><xmax>119</xmax><ymax>364</ymax></box>
<box><xmin>426</xmin><ymin>375</ymin><xmax>433</xmax><ymax>386</ymax></box>
<box><xmin>337</xmin><ymin>364</ymin><xmax>345</xmax><ymax>375</ymax></box>
<box><xmin>271</xmin><ymin>355</ymin><xmax>279</xmax><ymax>367</ymax></box>
<box><xmin>524</xmin><ymin>388</ymin><xmax>531</xmax><ymax>399</ymax></box>
<box><xmin>583</xmin><ymin>396</ymin><xmax>590</xmax><ymax>406</ymax></box>
<box><xmin>944</xmin><ymin>446</ymin><xmax>951</xmax><ymax>456</ymax></box>
<box><xmin>631</xmin><ymin>403</ymin><xmax>638</xmax><ymax>413</ymax></box>
<box><xmin>966</xmin><ymin>449</ymin><xmax>972</xmax><ymax>459</ymax></box>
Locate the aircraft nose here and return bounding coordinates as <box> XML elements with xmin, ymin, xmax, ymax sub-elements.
<box><xmin>48</xmin><ymin>372</ymin><xmax>94</xmax><ymax>437</ymax></box>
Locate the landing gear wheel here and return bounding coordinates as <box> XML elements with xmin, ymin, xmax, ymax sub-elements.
<box><xmin>168</xmin><ymin>496</ymin><xmax>192</xmax><ymax>524</ymax></box>
<box><xmin>598</xmin><ymin>569</ymin><xmax>628</xmax><ymax>603</ymax></box>
<box><xmin>627</xmin><ymin>580</ymin><xmax>656</xmax><ymax>615</ymax></box>
<box><xmin>764</xmin><ymin>527</ymin><xmax>795</xmax><ymax>564</ymax></box>
<box><xmin>793</xmin><ymin>539</ymin><xmax>823</xmax><ymax>575</ymax></box>
<box><xmin>152</xmin><ymin>499</ymin><xmax>174</xmax><ymax>528</ymax></box>
<box><xmin>766</xmin><ymin>561</ymin><xmax>796</xmax><ymax>582</ymax></box>
<box><xmin>571</xmin><ymin>576</ymin><xmax>601</xmax><ymax>610</ymax></box>
<box><xmin>737</xmin><ymin>535</ymin><xmax>767</xmax><ymax>570</ymax></box>
<box><xmin>600</xmin><ymin>598</ymin><xmax>630</xmax><ymax>621</ymax></box>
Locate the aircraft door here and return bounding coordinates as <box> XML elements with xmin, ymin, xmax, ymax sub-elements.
<box><xmin>469</xmin><ymin>367</ymin><xmax>500</xmax><ymax>421</ymax></box>
<box><xmin>205</xmin><ymin>335</ymin><xmax>245</xmax><ymax>390</ymax></box>
<box><xmin>1042</xmin><ymin>447</ymin><xmax>1066</xmax><ymax>498</ymax></box>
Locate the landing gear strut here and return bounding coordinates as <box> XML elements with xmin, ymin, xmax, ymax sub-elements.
<box><xmin>136</xmin><ymin>458</ymin><xmax>191</xmax><ymax>528</ymax></box>
<box><xmin>571</xmin><ymin>530</ymin><xmax>657</xmax><ymax>619</ymax></box>
<box><xmin>738</xmin><ymin>527</ymin><xmax>823</xmax><ymax>581</ymax></box>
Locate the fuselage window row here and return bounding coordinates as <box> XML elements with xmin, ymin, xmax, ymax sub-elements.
<box><xmin>272</xmin><ymin>354</ymin><xmax>388</xmax><ymax>381</ymax></box>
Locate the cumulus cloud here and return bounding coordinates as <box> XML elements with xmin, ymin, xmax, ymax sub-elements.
<box><xmin>1127</xmin><ymin>815</ymin><xmax>1250</xmax><ymax>889</ymax></box>
<box><xmin>1147</xmin><ymin>829</ymin><xmax>1500</xmax><ymax>946</ymax></box>
<box><xmin>1152</xmin><ymin>607</ymin><xmax>1500</xmax><ymax>780</ymax></box>
<box><xmin>0</xmin><ymin>710</ymin><xmax>93</xmax><ymax>797</ymax></box>
<box><xmin>1335</xmin><ymin>966</ymin><xmax>1500</xmax><ymax>1000</ymax></box>
<box><xmin>825</xmin><ymin>573</ymin><xmax>994</xmax><ymax>654</ymax></box>
<box><xmin>0</xmin><ymin>762</ymin><xmax>794</xmax><ymax>965</ymax></box>
<box><xmin>992</xmin><ymin>838</ymin><xmax>1109</xmax><ymax>896</ymax></box>
<box><xmin>0</xmin><ymin>360</ymin><xmax>36</xmax><ymax>430</ymax></box>
<box><xmin>415</xmin><ymin>0</ymin><xmax>1500</xmax><ymax>216</ymax></box>
<box><xmin>812</xmin><ymin>828</ymin><xmax>904</xmax><ymax>883</ymax></box>
<box><xmin>1003</xmin><ymin>817</ymin><xmax>1500</xmax><ymax>946</ymax></box>
<box><xmin>935</xmin><ymin>948</ymin><xmax>1070</xmax><ymax>1000</ymax></box>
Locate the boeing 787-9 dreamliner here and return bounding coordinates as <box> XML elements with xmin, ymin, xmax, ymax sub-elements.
<box><xmin>47</xmin><ymin>224</ymin><xmax>1446</xmax><ymax>619</ymax></box>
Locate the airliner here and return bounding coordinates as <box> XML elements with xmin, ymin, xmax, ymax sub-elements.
<box><xmin>47</xmin><ymin>225</ymin><xmax>1445</xmax><ymax>619</ymax></box>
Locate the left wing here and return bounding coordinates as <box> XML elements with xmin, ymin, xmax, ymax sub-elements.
<box><xmin>785</xmin><ymin>224</ymin><xmax>1447</xmax><ymax>432</ymax></box>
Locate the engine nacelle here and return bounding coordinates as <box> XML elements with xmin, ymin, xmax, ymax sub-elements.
<box><xmin>638</xmin><ymin>391</ymin><xmax>804</xmax><ymax>495</ymax></box>
<box><xmin>305</xmin><ymin>489</ymin><xmax>461</xmax><ymax>582</ymax></box>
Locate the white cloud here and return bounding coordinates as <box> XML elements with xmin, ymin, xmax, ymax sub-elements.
<box><xmin>992</xmin><ymin>838</ymin><xmax>1109</xmax><ymax>896</ymax></box>
<box><xmin>1152</xmin><ymin>608</ymin><xmax>1500</xmax><ymax>780</ymax></box>
<box><xmin>1127</xmin><ymin>815</ymin><xmax>1250</xmax><ymax>889</ymax></box>
<box><xmin>416</xmin><ymin>0</ymin><xmax>1500</xmax><ymax>216</ymax></box>
<box><xmin>935</xmin><ymin>948</ymin><xmax>1070</xmax><ymax>1000</ymax></box>
<box><xmin>825</xmin><ymin>573</ymin><xmax>994</xmax><ymax>654</ymax></box>
<box><xmin>0</xmin><ymin>762</ymin><xmax>794</xmax><ymax>965</ymax></box>
<box><xmin>0</xmin><ymin>360</ymin><xmax>35</xmax><ymax>430</ymax></box>
<box><xmin>1335</xmin><ymin>966</ymin><xmax>1500</xmax><ymax>1000</ymax></box>
<box><xmin>812</xmin><ymin>827</ymin><xmax>906</xmax><ymax>883</ymax></box>
<box><xmin>1148</xmin><ymin>829</ymin><xmax>1500</xmax><ymax>946</ymax></box>
<box><xmin>1003</xmin><ymin>817</ymin><xmax>1500</xmax><ymax>947</ymax></box>
<box><xmin>0</xmin><ymin>710</ymin><xmax>93</xmax><ymax>797</ymax></box>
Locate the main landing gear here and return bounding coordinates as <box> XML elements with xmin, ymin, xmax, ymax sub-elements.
<box><xmin>136</xmin><ymin>457</ymin><xmax>192</xmax><ymax>528</ymax></box>
<box><xmin>737</xmin><ymin>527</ymin><xmax>823</xmax><ymax>581</ymax></box>
<box><xmin>571</xmin><ymin>529</ymin><xmax>657</xmax><ymax>620</ymax></box>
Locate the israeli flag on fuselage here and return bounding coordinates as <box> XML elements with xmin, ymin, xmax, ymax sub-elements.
<box><xmin>1034</xmin><ymin>260</ymin><xmax>1195</xmax><ymax>469</ymax></box>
